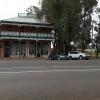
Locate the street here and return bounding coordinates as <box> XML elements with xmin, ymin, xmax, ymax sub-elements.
<box><xmin>0</xmin><ymin>60</ymin><xmax>100</xmax><ymax>100</ymax></box>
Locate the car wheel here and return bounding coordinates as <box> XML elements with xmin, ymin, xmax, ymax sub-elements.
<box><xmin>79</xmin><ymin>55</ymin><xmax>83</xmax><ymax>60</ymax></box>
<box><xmin>69</xmin><ymin>56</ymin><xmax>72</xmax><ymax>60</ymax></box>
<box><xmin>58</xmin><ymin>57</ymin><xmax>60</xmax><ymax>60</ymax></box>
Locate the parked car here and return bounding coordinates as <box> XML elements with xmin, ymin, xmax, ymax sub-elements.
<box><xmin>68</xmin><ymin>51</ymin><xmax>90</xmax><ymax>60</ymax></box>
<box><xmin>48</xmin><ymin>53</ymin><xmax>68</xmax><ymax>60</ymax></box>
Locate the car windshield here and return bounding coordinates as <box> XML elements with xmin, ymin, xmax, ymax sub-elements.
<box><xmin>58</xmin><ymin>53</ymin><xmax>65</xmax><ymax>55</ymax></box>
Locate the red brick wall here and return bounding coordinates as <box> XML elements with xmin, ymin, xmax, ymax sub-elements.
<box><xmin>0</xmin><ymin>41</ymin><xmax>5</xmax><ymax>58</ymax></box>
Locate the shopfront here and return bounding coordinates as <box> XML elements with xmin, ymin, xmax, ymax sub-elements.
<box><xmin>0</xmin><ymin>13</ymin><xmax>54</xmax><ymax>59</ymax></box>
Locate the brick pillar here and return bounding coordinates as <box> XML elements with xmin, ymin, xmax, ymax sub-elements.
<box><xmin>0</xmin><ymin>41</ymin><xmax>5</xmax><ymax>58</ymax></box>
<box><xmin>25</xmin><ymin>41</ymin><xmax>29</xmax><ymax>58</ymax></box>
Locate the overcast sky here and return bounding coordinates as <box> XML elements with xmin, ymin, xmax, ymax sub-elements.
<box><xmin>0</xmin><ymin>0</ymin><xmax>99</xmax><ymax>20</ymax></box>
<box><xmin>0</xmin><ymin>0</ymin><xmax>39</xmax><ymax>20</ymax></box>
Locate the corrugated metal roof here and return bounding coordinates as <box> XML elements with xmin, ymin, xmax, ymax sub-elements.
<box><xmin>1</xmin><ymin>15</ymin><xmax>50</xmax><ymax>25</ymax></box>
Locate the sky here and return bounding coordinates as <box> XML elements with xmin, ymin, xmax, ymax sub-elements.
<box><xmin>0</xmin><ymin>0</ymin><xmax>39</xmax><ymax>20</ymax></box>
<box><xmin>0</xmin><ymin>0</ymin><xmax>99</xmax><ymax>20</ymax></box>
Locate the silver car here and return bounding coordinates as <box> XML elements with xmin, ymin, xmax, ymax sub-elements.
<box><xmin>68</xmin><ymin>51</ymin><xmax>90</xmax><ymax>60</ymax></box>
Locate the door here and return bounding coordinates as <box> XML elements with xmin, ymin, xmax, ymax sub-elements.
<box><xmin>5</xmin><ymin>42</ymin><xmax>10</xmax><ymax>57</ymax></box>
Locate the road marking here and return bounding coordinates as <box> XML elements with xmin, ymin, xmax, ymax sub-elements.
<box><xmin>0</xmin><ymin>66</ymin><xmax>98</xmax><ymax>69</ymax></box>
<box><xmin>52</xmin><ymin>66</ymin><xmax>96</xmax><ymax>68</ymax></box>
<box><xmin>0</xmin><ymin>67</ymin><xmax>44</xmax><ymax>69</ymax></box>
<box><xmin>0</xmin><ymin>68</ymin><xmax>100</xmax><ymax>74</ymax></box>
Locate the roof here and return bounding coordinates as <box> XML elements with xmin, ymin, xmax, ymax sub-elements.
<box><xmin>1</xmin><ymin>13</ymin><xmax>50</xmax><ymax>25</ymax></box>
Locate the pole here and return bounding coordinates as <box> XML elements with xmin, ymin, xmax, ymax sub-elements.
<box><xmin>91</xmin><ymin>20</ymin><xmax>94</xmax><ymax>57</ymax></box>
<box><xmin>0</xmin><ymin>23</ymin><xmax>2</xmax><ymax>40</ymax></box>
<box><xmin>19</xmin><ymin>24</ymin><xmax>21</xmax><ymax>59</ymax></box>
<box><xmin>36</xmin><ymin>25</ymin><xmax>38</xmax><ymax>57</ymax></box>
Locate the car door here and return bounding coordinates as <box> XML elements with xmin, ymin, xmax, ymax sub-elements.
<box><xmin>74</xmin><ymin>52</ymin><xmax>79</xmax><ymax>58</ymax></box>
<box><xmin>71</xmin><ymin>51</ymin><xmax>78</xmax><ymax>58</ymax></box>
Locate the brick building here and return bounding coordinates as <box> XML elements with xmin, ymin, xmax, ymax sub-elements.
<box><xmin>0</xmin><ymin>13</ymin><xmax>54</xmax><ymax>59</ymax></box>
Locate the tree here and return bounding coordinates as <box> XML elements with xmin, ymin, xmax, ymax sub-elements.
<box><xmin>92</xmin><ymin>7</ymin><xmax>100</xmax><ymax>58</ymax></box>
<box><xmin>30</xmin><ymin>0</ymin><xmax>98</xmax><ymax>52</ymax></box>
<box><xmin>78</xmin><ymin>0</ymin><xmax>98</xmax><ymax>50</ymax></box>
<box><xmin>41</xmin><ymin>0</ymin><xmax>82</xmax><ymax>52</ymax></box>
<box><xmin>26</xmin><ymin>5</ymin><xmax>42</xmax><ymax>19</ymax></box>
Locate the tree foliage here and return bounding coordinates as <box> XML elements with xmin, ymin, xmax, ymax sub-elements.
<box><xmin>79</xmin><ymin>0</ymin><xmax>98</xmax><ymax>49</ymax></box>
<box><xmin>94</xmin><ymin>7</ymin><xmax>100</xmax><ymax>44</ymax></box>
<box><xmin>28</xmin><ymin>0</ymin><xmax>98</xmax><ymax>52</ymax></box>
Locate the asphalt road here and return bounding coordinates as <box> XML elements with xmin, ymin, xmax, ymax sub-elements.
<box><xmin>0</xmin><ymin>60</ymin><xmax>100</xmax><ymax>100</ymax></box>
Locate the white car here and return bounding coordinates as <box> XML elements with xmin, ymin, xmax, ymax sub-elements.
<box><xmin>68</xmin><ymin>51</ymin><xmax>90</xmax><ymax>60</ymax></box>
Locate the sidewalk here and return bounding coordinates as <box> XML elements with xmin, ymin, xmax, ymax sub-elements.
<box><xmin>0</xmin><ymin>57</ymin><xmax>48</xmax><ymax>61</ymax></box>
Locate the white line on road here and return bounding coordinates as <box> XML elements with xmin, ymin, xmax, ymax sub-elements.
<box><xmin>52</xmin><ymin>66</ymin><xmax>96</xmax><ymax>68</ymax></box>
<box><xmin>0</xmin><ymin>66</ymin><xmax>98</xmax><ymax>69</ymax></box>
<box><xmin>0</xmin><ymin>67</ymin><xmax>44</xmax><ymax>69</ymax></box>
<box><xmin>0</xmin><ymin>68</ymin><xmax>100</xmax><ymax>74</ymax></box>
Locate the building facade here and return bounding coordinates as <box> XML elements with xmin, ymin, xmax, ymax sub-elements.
<box><xmin>0</xmin><ymin>13</ymin><xmax>54</xmax><ymax>59</ymax></box>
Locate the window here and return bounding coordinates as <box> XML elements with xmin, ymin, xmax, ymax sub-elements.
<box><xmin>70</xmin><ymin>52</ymin><xmax>78</xmax><ymax>54</ymax></box>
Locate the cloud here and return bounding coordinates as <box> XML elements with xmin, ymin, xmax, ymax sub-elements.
<box><xmin>0</xmin><ymin>0</ymin><xmax>39</xmax><ymax>19</ymax></box>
